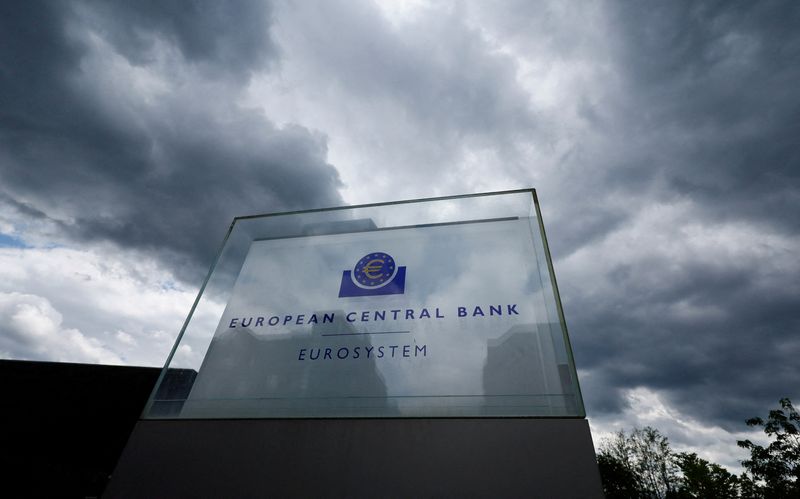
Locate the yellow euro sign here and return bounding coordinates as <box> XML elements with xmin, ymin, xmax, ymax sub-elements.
<box><xmin>363</xmin><ymin>259</ymin><xmax>385</xmax><ymax>279</ymax></box>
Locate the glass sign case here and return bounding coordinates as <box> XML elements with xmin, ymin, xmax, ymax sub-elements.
<box><xmin>144</xmin><ymin>189</ymin><xmax>585</xmax><ymax>419</ymax></box>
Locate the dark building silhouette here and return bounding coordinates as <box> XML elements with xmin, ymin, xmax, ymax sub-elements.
<box><xmin>0</xmin><ymin>359</ymin><xmax>194</xmax><ymax>498</ymax></box>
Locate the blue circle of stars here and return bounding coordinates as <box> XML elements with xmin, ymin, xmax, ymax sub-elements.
<box><xmin>353</xmin><ymin>252</ymin><xmax>395</xmax><ymax>287</ymax></box>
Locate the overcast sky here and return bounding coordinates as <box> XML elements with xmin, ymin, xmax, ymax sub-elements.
<box><xmin>1</xmin><ymin>0</ymin><xmax>798</xmax><ymax>471</ymax></box>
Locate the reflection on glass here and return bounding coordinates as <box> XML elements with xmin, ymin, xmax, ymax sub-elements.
<box><xmin>144</xmin><ymin>189</ymin><xmax>585</xmax><ymax>419</ymax></box>
<box><xmin>182</xmin><ymin>313</ymin><xmax>396</xmax><ymax>418</ymax></box>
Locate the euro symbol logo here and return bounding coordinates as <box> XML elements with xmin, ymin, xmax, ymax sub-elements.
<box><xmin>362</xmin><ymin>259</ymin><xmax>385</xmax><ymax>279</ymax></box>
<box><xmin>338</xmin><ymin>251</ymin><xmax>406</xmax><ymax>297</ymax></box>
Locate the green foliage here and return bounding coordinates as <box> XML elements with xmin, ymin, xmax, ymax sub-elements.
<box><xmin>596</xmin><ymin>399</ymin><xmax>799</xmax><ymax>499</ymax></box>
<box><xmin>597</xmin><ymin>453</ymin><xmax>641</xmax><ymax>498</ymax></box>
<box><xmin>737</xmin><ymin>398</ymin><xmax>800</xmax><ymax>499</ymax></box>
<box><xmin>598</xmin><ymin>426</ymin><xmax>679</xmax><ymax>498</ymax></box>
<box><xmin>673</xmin><ymin>452</ymin><xmax>739</xmax><ymax>499</ymax></box>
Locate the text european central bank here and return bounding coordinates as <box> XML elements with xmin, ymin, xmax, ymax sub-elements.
<box><xmin>143</xmin><ymin>190</ymin><xmax>585</xmax><ymax>419</ymax></box>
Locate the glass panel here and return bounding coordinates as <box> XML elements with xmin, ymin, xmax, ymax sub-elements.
<box><xmin>144</xmin><ymin>189</ymin><xmax>585</xmax><ymax>418</ymax></box>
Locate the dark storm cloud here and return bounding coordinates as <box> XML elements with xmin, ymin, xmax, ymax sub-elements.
<box><xmin>573</xmin><ymin>242</ymin><xmax>799</xmax><ymax>428</ymax></box>
<box><xmin>0</xmin><ymin>1</ymin><xmax>341</xmax><ymax>281</ymax></box>
<box><xmin>78</xmin><ymin>0</ymin><xmax>278</xmax><ymax>75</ymax></box>
<box><xmin>481</xmin><ymin>0</ymin><xmax>800</xmax><ymax>260</ymax></box>
<box><xmin>606</xmin><ymin>1</ymin><xmax>800</xmax><ymax>229</ymax></box>
<box><xmin>560</xmin><ymin>0</ymin><xmax>800</xmax><ymax>428</ymax></box>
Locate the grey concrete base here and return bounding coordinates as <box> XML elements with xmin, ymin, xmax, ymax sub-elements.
<box><xmin>105</xmin><ymin>418</ymin><xmax>602</xmax><ymax>498</ymax></box>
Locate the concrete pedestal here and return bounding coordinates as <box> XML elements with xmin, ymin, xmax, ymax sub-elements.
<box><xmin>106</xmin><ymin>418</ymin><xmax>602</xmax><ymax>498</ymax></box>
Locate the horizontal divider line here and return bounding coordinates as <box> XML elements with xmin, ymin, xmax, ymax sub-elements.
<box><xmin>321</xmin><ymin>331</ymin><xmax>411</xmax><ymax>337</ymax></box>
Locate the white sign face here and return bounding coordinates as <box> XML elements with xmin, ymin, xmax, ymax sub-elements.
<box><xmin>182</xmin><ymin>218</ymin><xmax>575</xmax><ymax>417</ymax></box>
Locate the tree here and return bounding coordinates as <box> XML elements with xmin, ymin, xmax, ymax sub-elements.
<box><xmin>598</xmin><ymin>426</ymin><xmax>680</xmax><ymax>498</ymax></box>
<box><xmin>598</xmin><ymin>452</ymin><xmax>642</xmax><ymax>498</ymax></box>
<box><xmin>673</xmin><ymin>452</ymin><xmax>739</xmax><ymax>498</ymax></box>
<box><xmin>737</xmin><ymin>398</ymin><xmax>800</xmax><ymax>498</ymax></box>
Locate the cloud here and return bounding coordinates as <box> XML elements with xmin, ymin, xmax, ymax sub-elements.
<box><xmin>0</xmin><ymin>246</ymin><xmax>218</xmax><ymax>366</ymax></box>
<box><xmin>564</xmin><ymin>199</ymin><xmax>800</xmax><ymax>428</ymax></box>
<box><xmin>602</xmin><ymin>1</ymin><xmax>800</xmax><ymax>232</ymax></box>
<box><xmin>246</xmin><ymin>0</ymin><xmax>541</xmax><ymax>202</ymax></box>
<box><xmin>0</xmin><ymin>291</ymin><xmax>122</xmax><ymax>364</ymax></box>
<box><xmin>0</xmin><ymin>1</ymin><xmax>342</xmax><ymax>282</ymax></box>
<box><xmin>588</xmin><ymin>386</ymin><xmax>767</xmax><ymax>473</ymax></box>
<box><xmin>76</xmin><ymin>0</ymin><xmax>278</xmax><ymax>76</ymax></box>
